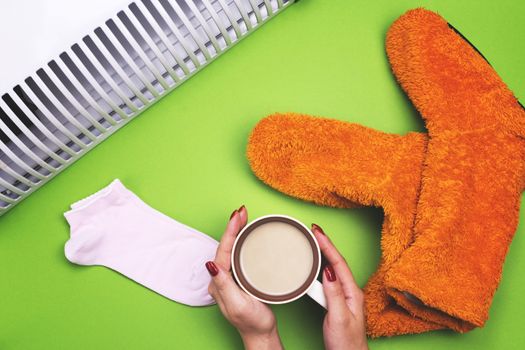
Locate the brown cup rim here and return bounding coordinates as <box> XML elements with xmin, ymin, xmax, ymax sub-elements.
<box><xmin>231</xmin><ymin>215</ymin><xmax>321</xmax><ymax>304</ymax></box>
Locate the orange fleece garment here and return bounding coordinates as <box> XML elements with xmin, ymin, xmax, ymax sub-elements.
<box><xmin>246</xmin><ymin>9</ymin><xmax>525</xmax><ymax>337</ymax></box>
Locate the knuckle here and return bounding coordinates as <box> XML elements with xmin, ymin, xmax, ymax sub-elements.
<box><xmin>332</xmin><ymin>313</ymin><xmax>351</xmax><ymax>327</ymax></box>
<box><xmin>213</xmin><ymin>276</ymin><xmax>225</xmax><ymax>290</ymax></box>
<box><xmin>229</xmin><ymin>306</ymin><xmax>246</xmax><ymax>321</ymax></box>
<box><xmin>237</xmin><ymin>298</ymin><xmax>249</xmax><ymax>311</ymax></box>
<box><xmin>333</xmin><ymin>256</ymin><xmax>348</xmax><ymax>268</ymax></box>
<box><xmin>231</xmin><ymin>299</ymin><xmax>250</xmax><ymax>318</ymax></box>
<box><xmin>330</xmin><ymin>288</ymin><xmax>344</xmax><ymax>299</ymax></box>
<box><xmin>208</xmin><ymin>284</ymin><xmax>216</xmax><ymax>297</ymax></box>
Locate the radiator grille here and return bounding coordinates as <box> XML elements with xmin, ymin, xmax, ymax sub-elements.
<box><xmin>0</xmin><ymin>0</ymin><xmax>295</xmax><ymax>216</ymax></box>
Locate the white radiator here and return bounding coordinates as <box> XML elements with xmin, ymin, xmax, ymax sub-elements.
<box><xmin>0</xmin><ymin>0</ymin><xmax>296</xmax><ymax>216</ymax></box>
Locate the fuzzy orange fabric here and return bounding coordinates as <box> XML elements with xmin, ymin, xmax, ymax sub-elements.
<box><xmin>384</xmin><ymin>8</ymin><xmax>525</xmax><ymax>333</ymax></box>
<box><xmin>248</xmin><ymin>114</ymin><xmax>441</xmax><ymax>336</ymax></box>
<box><xmin>246</xmin><ymin>8</ymin><xmax>525</xmax><ymax>337</ymax></box>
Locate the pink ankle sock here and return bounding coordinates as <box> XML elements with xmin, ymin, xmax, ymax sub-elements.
<box><xmin>64</xmin><ymin>179</ymin><xmax>218</xmax><ymax>306</ymax></box>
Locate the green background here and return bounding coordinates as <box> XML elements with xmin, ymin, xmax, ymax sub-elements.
<box><xmin>1</xmin><ymin>0</ymin><xmax>524</xmax><ymax>348</ymax></box>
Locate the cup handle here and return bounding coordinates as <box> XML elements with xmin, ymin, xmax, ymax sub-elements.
<box><xmin>306</xmin><ymin>280</ymin><xmax>327</xmax><ymax>309</ymax></box>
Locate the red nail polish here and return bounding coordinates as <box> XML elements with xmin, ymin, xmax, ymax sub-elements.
<box><xmin>312</xmin><ymin>223</ymin><xmax>325</xmax><ymax>235</ymax></box>
<box><xmin>230</xmin><ymin>209</ymin><xmax>238</xmax><ymax>220</ymax></box>
<box><xmin>205</xmin><ymin>261</ymin><xmax>219</xmax><ymax>276</ymax></box>
<box><xmin>325</xmin><ymin>265</ymin><xmax>336</xmax><ymax>282</ymax></box>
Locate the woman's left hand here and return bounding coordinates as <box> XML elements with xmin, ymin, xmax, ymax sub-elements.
<box><xmin>206</xmin><ymin>206</ymin><xmax>284</xmax><ymax>350</ymax></box>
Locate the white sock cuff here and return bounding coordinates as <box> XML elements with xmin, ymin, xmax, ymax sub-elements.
<box><xmin>64</xmin><ymin>179</ymin><xmax>130</xmax><ymax>232</ymax></box>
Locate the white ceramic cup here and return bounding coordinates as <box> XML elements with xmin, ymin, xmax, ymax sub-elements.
<box><xmin>231</xmin><ymin>214</ymin><xmax>327</xmax><ymax>308</ymax></box>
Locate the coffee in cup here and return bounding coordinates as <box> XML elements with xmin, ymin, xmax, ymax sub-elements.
<box><xmin>231</xmin><ymin>215</ymin><xmax>326</xmax><ymax>307</ymax></box>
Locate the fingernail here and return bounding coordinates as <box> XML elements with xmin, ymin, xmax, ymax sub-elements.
<box><xmin>205</xmin><ymin>261</ymin><xmax>219</xmax><ymax>276</ymax></box>
<box><xmin>311</xmin><ymin>223</ymin><xmax>325</xmax><ymax>235</ymax></box>
<box><xmin>238</xmin><ymin>204</ymin><xmax>245</xmax><ymax>212</ymax></box>
<box><xmin>325</xmin><ymin>265</ymin><xmax>336</xmax><ymax>282</ymax></box>
<box><xmin>230</xmin><ymin>209</ymin><xmax>238</xmax><ymax>220</ymax></box>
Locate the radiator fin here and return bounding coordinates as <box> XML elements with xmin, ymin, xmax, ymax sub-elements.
<box><xmin>0</xmin><ymin>0</ymin><xmax>294</xmax><ymax>214</ymax></box>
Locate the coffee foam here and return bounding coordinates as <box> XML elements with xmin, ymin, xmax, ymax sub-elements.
<box><xmin>239</xmin><ymin>221</ymin><xmax>314</xmax><ymax>296</ymax></box>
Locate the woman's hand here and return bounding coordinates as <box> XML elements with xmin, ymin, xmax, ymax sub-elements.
<box><xmin>311</xmin><ymin>223</ymin><xmax>369</xmax><ymax>350</ymax></box>
<box><xmin>206</xmin><ymin>206</ymin><xmax>284</xmax><ymax>350</ymax></box>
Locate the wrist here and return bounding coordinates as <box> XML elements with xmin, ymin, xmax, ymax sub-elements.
<box><xmin>240</xmin><ymin>327</ymin><xmax>283</xmax><ymax>350</ymax></box>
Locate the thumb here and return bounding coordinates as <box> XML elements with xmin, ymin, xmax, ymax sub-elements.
<box><xmin>322</xmin><ymin>265</ymin><xmax>350</xmax><ymax>320</ymax></box>
<box><xmin>205</xmin><ymin>261</ymin><xmax>244</xmax><ymax>304</ymax></box>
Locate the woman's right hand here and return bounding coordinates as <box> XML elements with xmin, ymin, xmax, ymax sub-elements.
<box><xmin>311</xmin><ymin>223</ymin><xmax>369</xmax><ymax>350</ymax></box>
<box><xmin>207</xmin><ymin>206</ymin><xmax>283</xmax><ymax>350</ymax></box>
